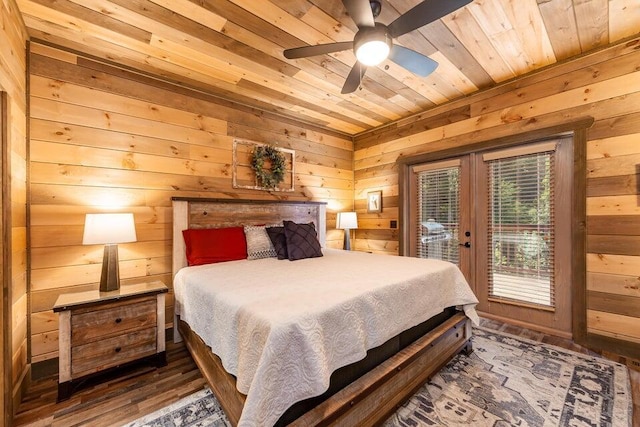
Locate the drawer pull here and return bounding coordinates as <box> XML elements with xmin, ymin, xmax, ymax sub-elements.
<box><xmin>115</xmin><ymin>318</ymin><xmax>122</xmax><ymax>324</ymax></box>
<box><xmin>114</xmin><ymin>347</ymin><xmax>122</xmax><ymax>353</ymax></box>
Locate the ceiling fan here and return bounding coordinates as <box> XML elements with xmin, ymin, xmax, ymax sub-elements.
<box><xmin>283</xmin><ymin>0</ymin><xmax>472</xmax><ymax>94</ymax></box>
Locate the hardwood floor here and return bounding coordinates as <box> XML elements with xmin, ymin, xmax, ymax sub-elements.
<box><xmin>12</xmin><ymin>342</ymin><xmax>206</xmax><ymax>427</ymax></box>
<box><xmin>13</xmin><ymin>320</ymin><xmax>639</xmax><ymax>426</ymax></box>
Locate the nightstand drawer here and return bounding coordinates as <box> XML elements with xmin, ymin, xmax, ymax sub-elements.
<box><xmin>71</xmin><ymin>297</ymin><xmax>157</xmax><ymax>345</ymax></box>
<box><xmin>71</xmin><ymin>327</ymin><xmax>157</xmax><ymax>378</ymax></box>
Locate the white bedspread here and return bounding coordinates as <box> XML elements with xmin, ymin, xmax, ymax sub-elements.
<box><xmin>174</xmin><ymin>249</ymin><xmax>479</xmax><ymax>427</ymax></box>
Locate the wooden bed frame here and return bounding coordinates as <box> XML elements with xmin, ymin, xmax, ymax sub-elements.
<box><xmin>171</xmin><ymin>197</ymin><xmax>472</xmax><ymax>426</ymax></box>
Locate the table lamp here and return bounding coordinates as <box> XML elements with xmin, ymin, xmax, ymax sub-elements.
<box><xmin>82</xmin><ymin>213</ymin><xmax>137</xmax><ymax>292</ymax></box>
<box><xmin>337</xmin><ymin>212</ymin><xmax>358</xmax><ymax>251</ymax></box>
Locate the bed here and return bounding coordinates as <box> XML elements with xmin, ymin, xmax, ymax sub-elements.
<box><xmin>171</xmin><ymin>198</ymin><xmax>479</xmax><ymax>426</ymax></box>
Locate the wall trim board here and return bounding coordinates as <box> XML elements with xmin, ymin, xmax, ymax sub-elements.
<box><xmin>477</xmin><ymin>311</ymin><xmax>573</xmax><ymax>340</ymax></box>
<box><xmin>12</xmin><ymin>368</ymin><xmax>29</xmax><ymax>421</ymax></box>
<box><xmin>1</xmin><ymin>90</ymin><xmax>11</xmax><ymax>427</ymax></box>
<box><xmin>25</xmin><ymin>40</ymin><xmax>32</xmax><ymax>367</ymax></box>
<box><xmin>586</xmin><ymin>333</ymin><xmax>640</xmax><ymax>359</ymax></box>
<box><xmin>20</xmin><ymin>40</ymin><xmax>33</xmax><ymax>415</ymax></box>
<box><xmin>571</xmin><ymin>127</ymin><xmax>588</xmax><ymax>346</ymax></box>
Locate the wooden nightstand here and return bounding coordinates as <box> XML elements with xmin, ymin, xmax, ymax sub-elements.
<box><xmin>53</xmin><ymin>281</ymin><xmax>168</xmax><ymax>401</ymax></box>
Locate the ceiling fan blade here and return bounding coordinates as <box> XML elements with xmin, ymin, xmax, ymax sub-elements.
<box><xmin>342</xmin><ymin>0</ymin><xmax>375</xmax><ymax>28</ymax></box>
<box><xmin>341</xmin><ymin>62</ymin><xmax>367</xmax><ymax>94</ymax></box>
<box><xmin>388</xmin><ymin>0</ymin><xmax>472</xmax><ymax>38</ymax></box>
<box><xmin>283</xmin><ymin>41</ymin><xmax>353</xmax><ymax>59</ymax></box>
<box><xmin>388</xmin><ymin>45</ymin><xmax>438</xmax><ymax>77</ymax></box>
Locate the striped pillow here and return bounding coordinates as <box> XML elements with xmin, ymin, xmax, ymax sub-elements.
<box><xmin>244</xmin><ymin>225</ymin><xmax>277</xmax><ymax>260</ymax></box>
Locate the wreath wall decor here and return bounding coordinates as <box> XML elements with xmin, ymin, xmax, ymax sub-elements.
<box><xmin>232</xmin><ymin>140</ymin><xmax>295</xmax><ymax>192</ymax></box>
<box><xmin>251</xmin><ymin>145</ymin><xmax>286</xmax><ymax>189</ymax></box>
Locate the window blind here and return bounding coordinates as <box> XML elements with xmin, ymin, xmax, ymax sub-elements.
<box><xmin>486</xmin><ymin>151</ymin><xmax>555</xmax><ymax>308</ymax></box>
<box><xmin>416</xmin><ymin>166</ymin><xmax>460</xmax><ymax>265</ymax></box>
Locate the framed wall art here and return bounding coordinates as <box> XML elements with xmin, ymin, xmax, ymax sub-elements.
<box><xmin>367</xmin><ymin>190</ymin><xmax>382</xmax><ymax>213</ymax></box>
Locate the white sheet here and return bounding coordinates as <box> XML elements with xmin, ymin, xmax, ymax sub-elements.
<box><xmin>174</xmin><ymin>249</ymin><xmax>479</xmax><ymax>427</ymax></box>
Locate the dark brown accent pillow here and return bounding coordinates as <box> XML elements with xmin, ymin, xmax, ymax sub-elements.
<box><xmin>266</xmin><ymin>226</ymin><xmax>288</xmax><ymax>260</ymax></box>
<box><xmin>283</xmin><ymin>221</ymin><xmax>323</xmax><ymax>261</ymax></box>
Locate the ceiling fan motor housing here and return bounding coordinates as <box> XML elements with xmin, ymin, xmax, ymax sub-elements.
<box><xmin>369</xmin><ymin>0</ymin><xmax>382</xmax><ymax>18</ymax></box>
<box><xmin>354</xmin><ymin>23</ymin><xmax>392</xmax><ymax>66</ymax></box>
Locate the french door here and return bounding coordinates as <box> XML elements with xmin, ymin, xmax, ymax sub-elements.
<box><xmin>407</xmin><ymin>138</ymin><xmax>573</xmax><ymax>335</ymax></box>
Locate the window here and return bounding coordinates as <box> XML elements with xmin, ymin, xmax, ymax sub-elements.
<box><xmin>415</xmin><ymin>163</ymin><xmax>460</xmax><ymax>265</ymax></box>
<box><xmin>485</xmin><ymin>148</ymin><xmax>555</xmax><ymax>308</ymax></box>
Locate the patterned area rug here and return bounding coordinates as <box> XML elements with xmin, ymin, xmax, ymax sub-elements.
<box><xmin>124</xmin><ymin>327</ymin><xmax>632</xmax><ymax>427</ymax></box>
<box><xmin>123</xmin><ymin>387</ymin><xmax>228</xmax><ymax>427</ymax></box>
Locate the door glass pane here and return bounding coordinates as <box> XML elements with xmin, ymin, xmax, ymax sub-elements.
<box><xmin>487</xmin><ymin>152</ymin><xmax>555</xmax><ymax>307</ymax></box>
<box><xmin>416</xmin><ymin>167</ymin><xmax>460</xmax><ymax>265</ymax></box>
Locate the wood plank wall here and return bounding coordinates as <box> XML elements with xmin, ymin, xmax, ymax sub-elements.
<box><xmin>27</xmin><ymin>43</ymin><xmax>354</xmax><ymax>364</ymax></box>
<box><xmin>0</xmin><ymin>0</ymin><xmax>29</xmax><ymax>421</ymax></box>
<box><xmin>353</xmin><ymin>37</ymin><xmax>640</xmax><ymax>356</ymax></box>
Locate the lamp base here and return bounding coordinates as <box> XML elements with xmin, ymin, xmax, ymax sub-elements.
<box><xmin>100</xmin><ymin>244</ymin><xmax>121</xmax><ymax>292</ymax></box>
<box><xmin>343</xmin><ymin>228</ymin><xmax>352</xmax><ymax>251</ymax></box>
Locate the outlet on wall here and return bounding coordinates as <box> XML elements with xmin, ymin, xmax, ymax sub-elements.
<box><xmin>390</xmin><ymin>220</ymin><xmax>397</xmax><ymax>229</ymax></box>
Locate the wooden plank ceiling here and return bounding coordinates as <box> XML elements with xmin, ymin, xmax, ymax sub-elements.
<box><xmin>16</xmin><ymin>0</ymin><xmax>640</xmax><ymax>135</ymax></box>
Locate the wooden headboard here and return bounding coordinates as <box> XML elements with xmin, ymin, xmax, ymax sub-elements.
<box><xmin>171</xmin><ymin>197</ymin><xmax>327</xmax><ymax>279</ymax></box>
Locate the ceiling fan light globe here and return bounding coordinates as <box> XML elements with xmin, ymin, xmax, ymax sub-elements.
<box><xmin>356</xmin><ymin>40</ymin><xmax>390</xmax><ymax>66</ymax></box>
<box><xmin>354</xmin><ymin>24</ymin><xmax>392</xmax><ymax>67</ymax></box>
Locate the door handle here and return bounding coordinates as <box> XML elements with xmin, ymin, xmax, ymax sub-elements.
<box><xmin>459</xmin><ymin>242</ymin><xmax>471</xmax><ymax>248</ymax></box>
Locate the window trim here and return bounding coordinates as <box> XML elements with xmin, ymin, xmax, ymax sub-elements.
<box><xmin>481</xmin><ymin>141</ymin><xmax>557</xmax><ymax>162</ymax></box>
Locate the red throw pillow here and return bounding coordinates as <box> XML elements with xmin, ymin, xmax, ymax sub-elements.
<box><xmin>182</xmin><ymin>227</ymin><xmax>247</xmax><ymax>266</ymax></box>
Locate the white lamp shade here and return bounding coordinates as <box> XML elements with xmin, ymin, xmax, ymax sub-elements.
<box><xmin>83</xmin><ymin>213</ymin><xmax>137</xmax><ymax>245</ymax></box>
<box><xmin>337</xmin><ymin>212</ymin><xmax>358</xmax><ymax>230</ymax></box>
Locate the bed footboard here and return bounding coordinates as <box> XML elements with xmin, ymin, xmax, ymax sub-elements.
<box><xmin>179</xmin><ymin>312</ymin><xmax>471</xmax><ymax>426</ymax></box>
<box><xmin>178</xmin><ymin>317</ymin><xmax>246</xmax><ymax>425</ymax></box>
<box><xmin>291</xmin><ymin>313</ymin><xmax>471</xmax><ymax>426</ymax></box>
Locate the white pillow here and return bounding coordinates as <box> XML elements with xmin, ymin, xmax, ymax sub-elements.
<box><xmin>244</xmin><ymin>225</ymin><xmax>277</xmax><ymax>260</ymax></box>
